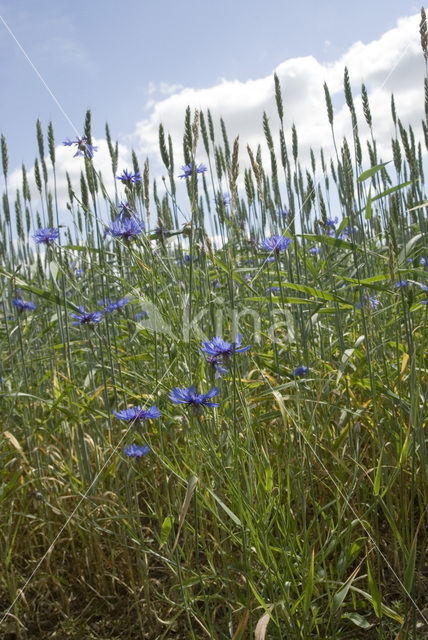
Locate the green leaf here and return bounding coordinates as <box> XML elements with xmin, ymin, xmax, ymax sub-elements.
<box><xmin>350</xmin><ymin>586</ymin><xmax>403</xmax><ymax>623</ymax></box>
<box><xmin>332</xmin><ymin>563</ymin><xmax>362</xmax><ymax>615</ymax></box>
<box><xmin>373</xmin><ymin>452</ymin><xmax>382</xmax><ymax>496</ymax></box>
<box><xmin>341</xmin><ymin>612</ymin><xmax>372</xmax><ymax>629</ymax></box>
<box><xmin>357</xmin><ymin>162</ymin><xmax>391</xmax><ymax>183</ymax></box>
<box><xmin>159</xmin><ymin>516</ymin><xmax>173</xmax><ymax>549</ymax></box>
<box><xmin>368</xmin><ymin>180</ymin><xmax>414</xmax><ymax>204</ymax></box>
<box><xmin>265</xmin><ymin>465</ymin><xmax>273</xmax><ymax>493</ymax></box>
<box><xmin>205</xmin><ymin>488</ymin><xmax>243</xmax><ymax>527</ymax></box>
<box><xmin>336</xmin><ymin>335</ymin><xmax>365</xmax><ymax>385</ymax></box>
<box><xmin>342</xmin><ymin>274</ymin><xmax>388</xmax><ymax>288</ymax></box>
<box><xmin>366</xmin><ymin>557</ymin><xmax>382</xmax><ymax>618</ymax></box>
<box><xmin>404</xmin><ymin>530</ymin><xmax>418</xmax><ymax>593</ymax></box>
<box><xmin>303</xmin><ymin>548</ymin><xmax>315</xmax><ymax>615</ymax></box>
<box><xmin>248</xmin><ymin>579</ymin><xmax>275</xmax><ymax>621</ymax></box>
<box><xmin>171</xmin><ymin>475</ymin><xmax>198</xmax><ymax>553</ymax></box>
<box><xmin>302</xmin><ymin>234</ymin><xmax>357</xmax><ymax>251</ymax></box>
<box><xmin>398</xmin><ymin>233</ymin><xmax>423</xmax><ymax>266</ymax></box>
<box><xmin>365</xmin><ymin>187</ymin><xmax>372</xmax><ymax>220</ymax></box>
<box><xmin>277</xmin><ymin>280</ymin><xmax>352</xmax><ymax>306</ymax></box>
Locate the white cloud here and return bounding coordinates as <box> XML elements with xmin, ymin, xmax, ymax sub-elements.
<box><xmin>5</xmin><ymin>12</ymin><xmax>426</xmax><ymax>238</ymax></box>
<box><xmin>132</xmin><ymin>13</ymin><xmax>425</xmax><ymax>173</ymax></box>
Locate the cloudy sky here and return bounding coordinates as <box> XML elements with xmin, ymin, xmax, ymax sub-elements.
<box><xmin>0</xmin><ymin>1</ymin><xmax>425</xmax><ymax>216</ymax></box>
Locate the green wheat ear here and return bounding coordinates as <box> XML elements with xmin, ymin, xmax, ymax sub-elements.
<box><xmin>220</xmin><ymin>117</ymin><xmax>231</xmax><ymax>166</ymax></box>
<box><xmin>323</xmin><ymin>82</ymin><xmax>334</xmax><ymax>126</ymax></box>
<box><xmin>2</xmin><ymin>193</ymin><xmax>10</xmax><ymax>225</ymax></box>
<box><xmin>143</xmin><ymin>158</ymin><xmax>150</xmax><ymax>219</ymax></box>
<box><xmin>207</xmin><ymin>108</ymin><xmax>215</xmax><ymax>143</ymax></box>
<box><xmin>292</xmin><ymin>123</ymin><xmax>298</xmax><ymax>162</ymax></box>
<box><xmin>48</xmin><ymin>121</ymin><xmax>55</xmax><ymax>167</ymax></box>
<box><xmin>36</xmin><ymin>118</ymin><xmax>44</xmax><ymax>161</ymax></box>
<box><xmin>158</xmin><ymin>123</ymin><xmax>170</xmax><ymax>170</ymax></box>
<box><xmin>361</xmin><ymin>84</ymin><xmax>372</xmax><ymax>129</ymax></box>
<box><xmin>274</xmin><ymin>72</ymin><xmax>284</xmax><ymax>122</ymax></box>
<box><xmin>84</xmin><ymin>109</ymin><xmax>93</xmax><ymax>146</ymax></box>
<box><xmin>1</xmin><ymin>133</ymin><xmax>9</xmax><ymax>178</ymax></box>
<box><xmin>420</xmin><ymin>6</ymin><xmax>428</xmax><ymax>64</ymax></box>
<box><xmin>191</xmin><ymin>109</ymin><xmax>199</xmax><ymax>156</ymax></box>
<box><xmin>34</xmin><ymin>158</ymin><xmax>42</xmax><ymax>194</ymax></box>
<box><xmin>183</xmin><ymin>105</ymin><xmax>192</xmax><ymax>165</ymax></box>
<box><xmin>15</xmin><ymin>190</ymin><xmax>24</xmax><ymax>240</ymax></box>
<box><xmin>199</xmin><ymin>111</ymin><xmax>210</xmax><ymax>156</ymax></box>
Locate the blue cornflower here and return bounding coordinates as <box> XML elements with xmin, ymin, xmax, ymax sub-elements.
<box><xmin>136</xmin><ymin>311</ymin><xmax>149</xmax><ymax>320</ymax></box>
<box><xmin>420</xmin><ymin>257</ymin><xmax>426</xmax><ymax>266</ymax></box>
<box><xmin>114</xmin><ymin>406</ymin><xmax>161</xmax><ymax>422</ymax></box>
<box><xmin>309</xmin><ymin>247</ymin><xmax>321</xmax><ymax>255</ymax></box>
<box><xmin>202</xmin><ymin>335</ymin><xmax>249</xmax><ymax>378</ymax></box>
<box><xmin>327</xmin><ymin>216</ymin><xmax>339</xmax><ymax>227</ymax></box>
<box><xmin>116</xmin><ymin>169</ymin><xmax>142</xmax><ymax>185</ymax></box>
<box><xmin>71</xmin><ymin>306</ymin><xmax>103</xmax><ymax>326</ymax></box>
<box><xmin>338</xmin><ymin>226</ymin><xmax>357</xmax><ymax>240</ymax></box>
<box><xmin>260</xmin><ymin>235</ymin><xmax>292</xmax><ymax>254</ymax></box>
<box><xmin>169</xmin><ymin>386</ymin><xmax>219</xmax><ymax>408</ymax></box>
<box><xmin>291</xmin><ymin>366</ymin><xmax>308</xmax><ymax>378</ymax></box>
<box><xmin>124</xmin><ymin>444</ymin><xmax>150</xmax><ymax>458</ymax></box>
<box><xmin>279</xmin><ymin>208</ymin><xmax>288</xmax><ymax>219</ymax></box>
<box><xmin>211</xmin><ymin>279</ymin><xmax>221</xmax><ymax>289</ymax></box>
<box><xmin>63</xmin><ymin>136</ymin><xmax>97</xmax><ymax>159</ymax></box>
<box><xmin>268</xmin><ymin>286</ymin><xmax>280</xmax><ymax>293</ymax></box>
<box><xmin>106</xmin><ymin>216</ymin><xmax>145</xmax><ymax>242</ymax></box>
<box><xmin>100</xmin><ymin>297</ymin><xmax>129</xmax><ymax>313</ymax></box>
<box><xmin>357</xmin><ymin>295</ymin><xmax>380</xmax><ymax>310</ymax></box>
<box><xmin>179</xmin><ymin>163</ymin><xmax>207</xmax><ymax>179</ymax></box>
<box><xmin>70</xmin><ymin>262</ymin><xmax>83</xmax><ymax>277</ymax></box>
<box><xmin>215</xmin><ymin>193</ymin><xmax>232</xmax><ymax>206</ymax></box>
<box><xmin>395</xmin><ymin>280</ymin><xmax>408</xmax><ymax>289</ymax></box>
<box><xmin>201</xmin><ymin>334</ymin><xmax>250</xmax><ymax>359</ymax></box>
<box><xmin>33</xmin><ymin>227</ymin><xmax>60</xmax><ymax>245</ymax></box>
<box><xmin>12</xmin><ymin>298</ymin><xmax>36</xmax><ymax>312</ymax></box>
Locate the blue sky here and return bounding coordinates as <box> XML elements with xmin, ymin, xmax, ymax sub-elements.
<box><xmin>0</xmin><ymin>0</ymin><xmax>421</xmax><ymax>172</ymax></box>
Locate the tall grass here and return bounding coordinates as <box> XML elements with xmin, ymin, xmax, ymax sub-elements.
<box><xmin>0</xmin><ymin>12</ymin><xmax>427</xmax><ymax>640</ymax></box>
